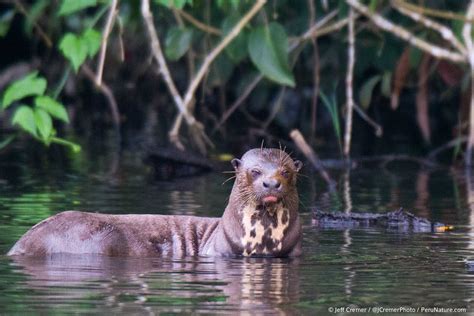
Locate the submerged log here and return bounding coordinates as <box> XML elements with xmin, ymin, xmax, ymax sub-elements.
<box><xmin>311</xmin><ymin>208</ymin><xmax>453</xmax><ymax>233</ymax></box>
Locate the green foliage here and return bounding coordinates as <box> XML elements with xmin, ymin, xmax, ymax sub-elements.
<box><xmin>35</xmin><ymin>96</ymin><xmax>70</xmax><ymax>123</ymax></box>
<box><xmin>59</xmin><ymin>29</ymin><xmax>101</xmax><ymax>72</ymax></box>
<box><xmin>2</xmin><ymin>72</ymin><xmax>46</xmax><ymax>109</ymax></box>
<box><xmin>320</xmin><ymin>90</ymin><xmax>342</xmax><ymax>153</ymax></box>
<box><xmin>0</xmin><ymin>10</ymin><xmax>15</xmax><ymax>38</ymax></box>
<box><xmin>58</xmin><ymin>0</ymin><xmax>98</xmax><ymax>16</ymax></box>
<box><xmin>12</xmin><ymin>106</ymin><xmax>37</xmax><ymax>137</ymax></box>
<box><xmin>155</xmin><ymin>0</ymin><xmax>192</xmax><ymax>10</ymax></box>
<box><xmin>222</xmin><ymin>15</ymin><xmax>248</xmax><ymax>63</ymax></box>
<box><xmin>1</xmin><ymin>72</ymin><xmax>79</xmax><ymax>152</ymax></box>
<box><xmin>359</xmin><ymin>75</ymin><xmax>381</xmax><ymax>109</ymax></box>
<box><xmin>24</xmin><ymin>0</ymin><xmax>49</xmax><ymax>35</ymax></box>
<box><xmin>248</xmin><ymin>22</ymin><xmax>295</xmax><ymax>87</ymax></box>
<box><xmin>165</xmin><ymin>27</ymin><xmax>193</xmax><ymax>61</ymax></box>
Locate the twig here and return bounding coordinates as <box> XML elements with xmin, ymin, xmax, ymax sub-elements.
<box><xmin>463</xmin><ymin>0</ymin><xmax>474</xmax><ymax>166</ymax></box>
<box><xmin>346</xmin><ymin>0</ymin><xmax>465</xmax><ymax>63</ymax></box>
<box><xmin>391</xmin><ymin>0</ymin><xmax>467</xmax><ymax>56</ymax></box>
<box><xmin>212</xmin><ymin>74</ymin><xmax>263</xmax><ymax>133</ymax></box>
<box><xmin>428</xmin><ymin>136</ymin><xmax>467</xmax><ymax>160</ymax></box>
<box><xmin>176</xmin><ymin>9</ymin><xmax>221</xmax><ymax>35</ymax></box>
<box><xmin>170</xmin><ymin>0</ymin><xmax>267</xmax><ymax>144</ymax></box>
<box><xmin>344</xmin><ymin>8</ymin><xmax>355</xmax><ymax>158</ymax></box>
<box><xmin>13</xmin><ymin>0</ymin><xmax>52</xmax><ymax>48</ymax></box>
<box><xmin>213</xmin><ymin>11</ymin><xmax>343</xmax><ymax>130</ymax></box>
<box><xmin>141</xmin><ymin>0</ymin><xmax>196</xmax><ymax>125</ymax></box>
<box><xmin>263</xmin><ymin>87</ymin><xmax>286</xmax><ymax>129</ymax></box>
<box><xmin>95</xmin><ymin>0</ymin><xmax>118</xmax><ymax>86</ymax></box>
<box><xmin>353</xmin><ymin>102</ymin><xmax>383</xmax><ymax>137</ymax></box>
<box><xmin>290</xmin><ymin>129</ymin><xmax>336</xmax><ymax>188</ymax></box>
<box><xmin>394</xmin><ymin>0</ymin><xmax>472</xmax><ymax>23</ymax></box>
<box><xmin>308</xmin><ymin>0</ymin><xmax>320</xmax><ymax>139</ymax></box>
<box><xmin>82</xmin><ymin>64</ymin><xmax>120</xmax><ymax>128</ymax></box>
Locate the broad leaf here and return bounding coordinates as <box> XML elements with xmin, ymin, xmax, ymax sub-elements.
<box><xmin>59</xmin><ymin>33</ymin><xmax>88</xmax><ymax>72</ymax></box>
<box><xmin>222</xmin><ymin>15</ymin><xmax>248</xmax><ymax>63</ymax></box>
<box><xmin>165</xmin><ymin>27</ymin><xmax>193</xmax><ymax>61</ymax></box>
<box><xmin>0</xmin><ymin>9</ymin><xmax>15</xmax><ymax>37</ymax></box>
<box><xmin>359</xmin><ymin>75</ymin><xmax>381</xmax><ymax>109</ymax></box>
<box><xmin>248</xmin><ymin>22</ymin><xmax>295</xmax><ymax>87</ymax></box>
<box><xmin>154</xmin><ymin>0</ymin><xmax>191</xmax><ymax>9</ymax></box>
<box><xmin>58</xmin><ymin>0</ymin><xmax>97</xmax><ymax>16</ymax></box>
<box><xmin>24</xmin><ymin>0</ymin><xmax>49</xmax><ymax>35</ymax></box>
<box><xmin>34</xmin><ymin>108</ymin><xmax>53</xmax><ymax>141</ymax></box>
<box><xmin>82</xmin><ymin>28</ymin><xmax>102</xmax><ymax>58</ymax></box>
<box><xmin>12</xmin><ymin>105</ymin><xmax>37</xmax><ymax>136</ymax></box>
<box><xmin>381</xmin><ymin>71</ymin><xmax>391</xmax><ymax>97</ymax></box>
<box><xmin>2</xmin><ymin>72</ymin><xmax>47</xmax><ymax>109</ymax></box>
<box><xmin>35</xmin><ymin>96</ymin><xmax>70</xmax><ymax>123</ymax></box>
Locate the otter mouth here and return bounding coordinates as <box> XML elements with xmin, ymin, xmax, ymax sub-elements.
<box><xmin>261</xmin><ymin>194</ymin><xmax>281</xmax><ymax>204</ymax></box>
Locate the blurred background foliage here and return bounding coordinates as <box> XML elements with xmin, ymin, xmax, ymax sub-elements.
<box><xmin>0</xmin><ymin>0</ymin><xmax>472</xmax><ymax>163</ymax></box>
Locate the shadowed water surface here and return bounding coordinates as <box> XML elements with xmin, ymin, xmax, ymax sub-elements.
<box><xmin>0</xmin><ymin>151</ymin><xmax>474</xmax><ymax>314</ymax></box>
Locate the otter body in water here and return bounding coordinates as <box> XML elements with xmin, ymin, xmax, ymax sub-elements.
<box><xmin>8</xmin><ymin>148</ymin><xmax>302</xmax><ymax>257</ymax></box>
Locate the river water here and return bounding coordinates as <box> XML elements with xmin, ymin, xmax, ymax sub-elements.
<box><xmin>0</xmin><ymin>147</ymin><xmax>473</xmax><ymax>314</ymax></box>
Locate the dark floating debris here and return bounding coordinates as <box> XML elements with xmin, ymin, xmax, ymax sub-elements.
<box><xmin>144</xmin><ymin>146</ymin><xmax>213</xmax><ymax>180</ymax></box>
<box><xmin>311</xmin><ymin>208</ymin><xmax>453</xmax><ymax>233</ymax></box>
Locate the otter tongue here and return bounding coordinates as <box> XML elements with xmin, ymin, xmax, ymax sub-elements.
<box><xmin>263</xmin><ymin>195</ymin><xmax>278</xmax><ymax>203</ymax></box>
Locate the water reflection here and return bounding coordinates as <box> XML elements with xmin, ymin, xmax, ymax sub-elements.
<box><xmin>8</xmin><ymin>255</ymin><xmax>301</xmax><ymax>314</ymax></box>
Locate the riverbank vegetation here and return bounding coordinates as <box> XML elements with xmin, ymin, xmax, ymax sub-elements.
<box><xmin>0</xmin><ymin>0</ymin><xmax>473</xmax><ymax>166</ymax></box>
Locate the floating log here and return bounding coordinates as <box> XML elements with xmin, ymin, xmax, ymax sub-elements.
<box><xmin>311</xmin><ymin>208</ymin><xmax>453</xmax><ymax>233</ymax></box>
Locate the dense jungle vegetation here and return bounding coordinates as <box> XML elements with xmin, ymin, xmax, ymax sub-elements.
<box><xmin>0</xmin><ymin>0</ymin><xmax>473</xmax><ymax>166</ymax></box>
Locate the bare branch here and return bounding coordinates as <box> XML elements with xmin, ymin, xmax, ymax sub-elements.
<box><xmin>176</xmin><ymin>9</ymin><xmax>222</xmax><ymax>35</ymax></box>
<box><xmin>96</xmin><ymin>0</ymin><xmax>118</xmax><ymax>86</ymax></box>
<box><xmin>346</xmin><ymin>0</ymin><xmax>465</xmax><ymax>63</ymax></box>
<box><xmin>463</xmin><ymin>0</ymin><xmax>474</xmax><ymax>166</ymax></box>
<box><xmin>344</xmin><ymin>8</ymin><xmax>355</xmax><ymax>158</ymax></box>
<box><xmin>391</xmin><ymin>0</ymin><xmax>467</xmax><ymax>56</ymax></box>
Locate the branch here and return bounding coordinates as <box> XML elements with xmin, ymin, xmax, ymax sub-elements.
<box><xmin>353</xmin><ymin>102</ymin><xmax>383</xmax><ymax>137</ymax></box>
<box><xmin>394</xmin><ymin>0</ymin><xmax>472</xmax><ymax>23</ymax></box>
<box><xmin>462</xmin><ymin>0</ymin><xmax>474</xmax><ymax>166</ymax></box>
<box><xmin>176</xmin><ymin>9</ymin><xmax>222</xmax><ymax>35</ymax></box>
<box><xmin>391</xmin><ymin>0</ymin><xmax>467</xmax><ymax>56</ymax></box>
<box><xmin>82</xmin><ymin>65</ymin><xmax>120</xmax><ymax>128</ymax></box>
<box><xmin>96</xmin><ymin>0</ymin><xmax>118</xmax><ymax>86</ymax></box>
<box><xmin>343</xmin><ymin>8</ymin><xmax>355</xmax><ymax>158</ymax></box>
<box><xmin>182</xmin><ymin>0</ymin><xmax>266</xmax><ymax>108</ymax></box>
<box><xmin>346</xmin><ymin>0</ymin><xmax>465</xmax><ymax>63</ymax></box>
<box><xmin>141</xmin><ymin>0</ymin><xmax>195</xmax><ymax>125</ymax></box>
<box><xmin>13</xmin><ymin>0</ymin><xmax>52</xmax><ymax>48</ymax></box>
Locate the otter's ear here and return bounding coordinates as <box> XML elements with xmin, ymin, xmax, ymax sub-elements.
<box><xmin>231</xmin><ymin>158</ymin><xmax>242</xmax><ymax>170</ymax></box>
<box><xmin>294</xmin><ymin>160</ymin><xmax>303</xmax><ymax>172</ymax></box>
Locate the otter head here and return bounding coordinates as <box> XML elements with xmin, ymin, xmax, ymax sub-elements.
<box><xmin>231</xmin><ymin>148</ymin><xmax>302</xmax><ymax>209</ymax></box>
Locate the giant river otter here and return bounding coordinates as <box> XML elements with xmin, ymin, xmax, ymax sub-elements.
<box><xmin>7</xmin><ymin>148</ymin><xmax>303</xmax><ymax>257</ymax></box>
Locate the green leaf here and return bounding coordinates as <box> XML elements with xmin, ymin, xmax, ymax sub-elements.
<box><xmin>359</xmin><ymin>75</ymin><xmax>381</xmax><ymax>109</ymax></box>
<box><xmin>24</xmin><ymin>0</ymin><xmax>49</xmax><ymax>35</ymax></box>
<box><xmin>58</xmin><ymin>0</ymin><xmax>97</xmax><ymax>16</ymax></box>
<box><xmin>217</xmin><ymin>0</ymin><xmax>239</xmax><ymax>10</ymax></box>
<box><xmin>165</xmin><ymin>27</ymin><xmax>193</xmax><ymax>61</ymax></box>
<box><xmin>2</xmin><ymin>72</ymin><xmax>47</xmax><ymax>109</ymax></box>
<box><xmin>381</xmin><ymin>71</ymin><xmax>391</xmax><ymax>98</ymax></box>
<box><xmin>154</xmin><ymin>0</ymin><xmax>191</xmax><ymax>9</ymax></box>
<box><xmin>0</xmin><ymin>9</ymin><xmax>15</xmax><ymax>37</ymax></box>
<box><xmin>320</xmin><ymin>90</ymin><xmax>342</xmax><ymax>153</ymax></box>
<box><xmin>35</xmin><ymin>96</ymin><xmax>70</xmax><ymax>123</ymax></box>
<box><xmin>0</xmin><ymin>135</ymin><xmax>15</xmax><ymax>151</ymax></box>
<box><xmin>82</xmin><ymin>28</ymin><xmax>102</xmax><ymax>58</ymax></box>
<box><xmin>34</xmin><ymin>108</ymin><xmax>53</xmax><ymax>141</ymax></box>
<box><xmin>207</xmin><ymin>54</ymin><xmax>234</xmax><ymax>87</ymax></box>
<box><xmin>12</xmin><ymin>105</ymin><xmax>37</xmax><ymax>136</ymax></box>
<box><xmin>248</xmin><ymin>22</ymin><xmax>295</xmax><ymax>87</ymax></box>
<box><xmin>51</xmin><ymin>137</ymin><xmax>81</xmax><ymax>153</ymax></box>
<box><xmin>59</xmin><ymin>33</ymin><xmax>88</xmax><ymax>72</ymax></box>
<box><xmin>408</xmin><ymin>47</ymin><xmax>422</xmax><ymax>69</ymax></box>
<box><xmin>222</xmin><ymin>15</ymin><xmax>248</xmax><ymax>63</ymax></box>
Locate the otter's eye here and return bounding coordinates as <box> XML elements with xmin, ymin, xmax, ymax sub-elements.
<box><xmin>251</xmin><ymin>169</ymin><xmax>262</xmax><ymax>178</ymax></box>
<box><xmin>281</xmin><ymin>169</ymin><xmax>290</xmax><ymax>179</ymax></box>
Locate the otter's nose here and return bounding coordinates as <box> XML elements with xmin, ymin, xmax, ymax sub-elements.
<box><xmin>263</xmin><ymin>178</ymin><xmax>281</xmax><ymax>189</ymax></box>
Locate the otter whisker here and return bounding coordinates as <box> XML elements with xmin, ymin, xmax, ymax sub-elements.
<box><xmin>221</xmin><ymin>176</ymin><xmax>237</xmax><ymax>185</ymax></box>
